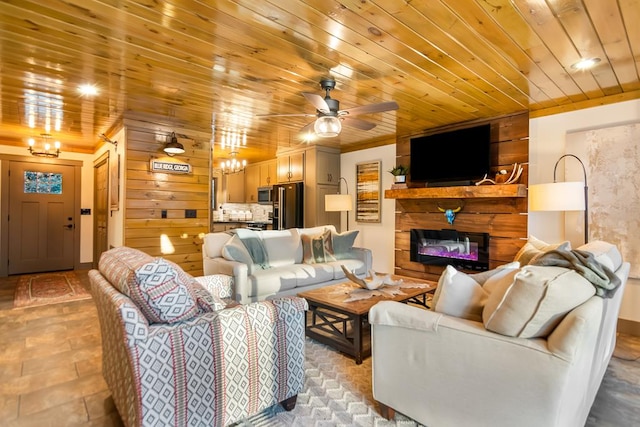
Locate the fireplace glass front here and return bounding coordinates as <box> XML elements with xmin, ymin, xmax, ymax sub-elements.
<box><xmin>410</xmin><ymin>229</ymin><xmax>489</xmax><ymax>271</ymax></box>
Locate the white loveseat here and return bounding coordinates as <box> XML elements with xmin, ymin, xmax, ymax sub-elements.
<box><xmin>202</xmin><ymin>225</ymin><xmax>372</xmax><ymax>304</ymax></box>
<box><xmin>370</xmin><ymin>240</ymin><xmax>629</xmax><ymax>427</ymax></box>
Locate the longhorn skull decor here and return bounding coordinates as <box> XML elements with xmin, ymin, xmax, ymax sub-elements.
<box><xmin>437</xmin><ymin>204</ymin><xmax>463</xmax><ymax>224</ymax></box>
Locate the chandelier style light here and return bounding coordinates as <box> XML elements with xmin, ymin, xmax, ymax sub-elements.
<box><xmin>314</xmin><ymin>115</ymin><xmax>342</xmax><ymax>138</ymax></box>
<box><xmin>28</xmin><ymin>133</ymin><xmax>61</xmax><ymax>158</ymax></box>
<box><xmin>220</xmin><ymin>151</ymin><xmax>246</xmax><ymax>174</ymax></box>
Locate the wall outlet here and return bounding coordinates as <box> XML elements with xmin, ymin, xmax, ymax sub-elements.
<box><xmin>161</xmin><ymin>210</ymin><xmax>167</xmax><ymax>218</ymax></box>
<box><xmin>185</xmin><ymin>209</ymin><xmax>197</xmax><ymax>218</ymax></box>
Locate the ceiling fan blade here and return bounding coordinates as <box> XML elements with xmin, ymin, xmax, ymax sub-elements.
<box><xmin>340</xmin><ymin>101</ymin><xmax>399</xmax><ymax>116</ymax></box>
<box><xmin>342</xmin><ymin>116</ymin><xmax>377</xmax><ymax>131</ymax></box>
<box><xmin>298</xmin><ymin>121</ymin><xmax>315</xmax><ymax>134</ymax></box>
<box><xmin>302</xmin><ymin>92</ymin><xmax>331</xmax><ymax>113</ymax></box>
<box><xmin>256</xmin><ymin>113</ymin><xmax>316</xmax><ymax>118</ymax></box>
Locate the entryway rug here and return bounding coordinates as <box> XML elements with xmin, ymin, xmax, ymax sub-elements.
<box><xmin>13</xmin><ymin>271</ymin><xmax>91</xmax><ymax>309</ymax></box>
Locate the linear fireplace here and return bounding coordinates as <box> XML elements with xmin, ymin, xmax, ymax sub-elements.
<box><xmin>410</xmin><ymin>229</ymin><xmax>489</xmax><ymax>271</ymax></box>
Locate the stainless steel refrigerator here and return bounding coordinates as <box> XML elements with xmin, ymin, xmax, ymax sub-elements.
<box><xmin>272</xmin><ymin>182</ymin><xmax>304</xmax><ymax>229</ymax></box>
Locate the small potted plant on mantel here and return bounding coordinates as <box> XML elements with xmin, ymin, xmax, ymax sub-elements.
<box><xmin>389</xmin><ymin>165</ymin><xmax>409</xmax><ymax>183</ymax></box>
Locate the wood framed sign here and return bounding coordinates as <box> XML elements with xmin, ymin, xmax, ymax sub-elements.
<box><xmin>150</xmin><ymin>159</ymin><xmax>192</xmax><ymax>174</ymax></box>
<box><xmin>356</xmin><ymin>160</ymin><xmax>382</xmax><ymax>223</ymax></box>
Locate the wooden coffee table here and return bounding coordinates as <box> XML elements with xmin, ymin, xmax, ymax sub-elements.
<box><xmin>297</xmin><ymin>276</ymin><xmax>436</xmax><ymax>364</ymax></box>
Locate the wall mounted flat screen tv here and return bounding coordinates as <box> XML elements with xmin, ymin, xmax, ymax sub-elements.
<box><xmin>410</xmin><ymin>124</ymin><xmax>491</xmax><ymax>186</ymax></box>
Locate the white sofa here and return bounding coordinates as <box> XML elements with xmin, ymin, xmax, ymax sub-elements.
<box><xmin>370</xmin><ymin>240</ymin><xmax>630</xmax><ymax>427</ymax></box>
<box><xmin>202</xmin><ymin>225</ymin><xmax>372</xmax><ymax>304</ymax></box>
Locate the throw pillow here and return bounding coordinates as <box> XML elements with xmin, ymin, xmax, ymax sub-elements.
<box><xmin>131</xmin><ymin>258</ymin><xmax>200</xmax><ymax>324</ymax></box>
<box><xmin>195</xmin><ymin>274</ymin><xmax>234</xmax><ymax>300</ymax></box>
<box><xmin>302</xmin><ymin>228</ymin><xmax>336</xmax><ymax>264</ymax></box>
<box><xmin>191</xmin><ymin>280</ymin><xmax>227</xmax><ymax>312</ymax></box>
<box><xmin>222</xmin><ymin>234</ymin><xmax>254</xmax><ymax>266</ymax></box>
<box><xmin>331</xmin><ymin>230</ymin><xmax>359</xmax><ymax>260</ymax></box>
<box><xmin>431</xmin><ymin>262</ymin><xmax>520</xmax><ymax>322</ymax></box>
<box><xmin>514</xmin><ymin>235</ymin><xmax>571</xmax><ymax>265</ymax></box>
<box><xmin>432</xmin><ymin>265</ymin><xmax>488</xmax><ymax>322</ymax></box>
<box><xmin>482</xmin><ymin>265</ymin><xmax>596</xmax><ymax>338</ymax></box>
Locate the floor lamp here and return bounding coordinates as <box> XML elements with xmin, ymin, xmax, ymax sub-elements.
<box><xmin>325</xmin><ymin>177</ymin><xmax>353</xmax><ymax>232</ymax></box>
<box><xmin>528</xmin><ymin>154</ymin><xmax>589</xmax><ymax>243</ymax></box>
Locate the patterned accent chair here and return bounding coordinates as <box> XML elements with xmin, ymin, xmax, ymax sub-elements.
<box><xmin>89</xmin><ymin>246</ymin><xmax>308</xmax><ymax>427</ymax></box>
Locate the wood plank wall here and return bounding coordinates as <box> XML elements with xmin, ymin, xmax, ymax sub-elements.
<box><xmin>393</xmin><ymin>111</ymin><xmax>529</xmax><ymax>282</ymax></box>
<box><xmin>124</xmin><ymin>119</ymin><xmax>211</xmax><ymax>276</ymax></box>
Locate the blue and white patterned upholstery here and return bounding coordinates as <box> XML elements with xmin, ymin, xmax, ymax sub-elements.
<box><xmin>90</xmin><ymin>246</ymin><xmax>307</xmax><ymax>427</ymax></box>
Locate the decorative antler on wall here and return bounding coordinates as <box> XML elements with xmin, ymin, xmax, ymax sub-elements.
<box><xmin>437</xmin><ymin>204</ymin><xmax>463</xmax><ymax>224</ymax></box>
<box><xmin>476</xmin><ymin>163</ymin><xmax>524</xmax><ymax>185</ymax></box>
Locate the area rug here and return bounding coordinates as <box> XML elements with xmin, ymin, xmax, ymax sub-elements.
<box><xmin>234</xmin><ymin>335</ymin><xmax>640</xmax><ymax>427</ymax></box>
<box><xmin>236</xmin><ymin>338</ymin><xmax>421</xmax><ymax>427</ymax></box>
<box><xmin>13</xmin><ymin>271</ymin><xmax>91</xmax><ymax>309</ymax></box>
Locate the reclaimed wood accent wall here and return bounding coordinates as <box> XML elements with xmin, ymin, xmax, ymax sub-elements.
<box><xmin>393</xmin><ymin>111</ymin><xmax>529</xmax><ymax>282</ymax></box>
<box><xmin>124</xmin><ymin>119</ymin><xmax>211</xmax><ymax>276</ymax></box>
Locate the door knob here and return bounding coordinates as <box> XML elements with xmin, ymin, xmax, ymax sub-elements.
<box><xmin>63</xmin><ymin>224</ymin><xmax>74</xmax><ymax>229</ymax></box>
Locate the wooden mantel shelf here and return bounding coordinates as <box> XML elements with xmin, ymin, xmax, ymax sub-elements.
<box><xmin>384</xmin><ymin>184</ymin><xmax>527</xmax><ymax>199</ymax></box>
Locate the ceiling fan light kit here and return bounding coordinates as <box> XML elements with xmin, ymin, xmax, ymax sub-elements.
<box><xmin>258</xmin><ymin>78</ymin><xmax>398</xmax><ymax>138</ymax></box>
<box><xmin>314</xmin><ymin>115</ymin><xmax>342</xmax><ymax>137</ymax></box>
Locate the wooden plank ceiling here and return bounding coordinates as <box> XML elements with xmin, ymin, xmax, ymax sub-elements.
<box><xmin>0</xmin><ymin>0</ymin><xmax>639</xmax><ymax>163</ymax></box>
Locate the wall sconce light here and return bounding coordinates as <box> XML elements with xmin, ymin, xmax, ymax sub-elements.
<box><xmin>164</xmin><ymin>132</ymin><xmax>185</xmax><ymax>156</ymax></box>
<box><xmin>28</xmin><ymin>133</ymin><xmax>61</xmax><ymax>158</ymax></box>
<box><xmin>100</xmin><ymin>133</ymin><xmax>118</xmax><ymax>148</ymax></box>
<box><xmin>314</xmin><ymin>115</ymin><xmax>342</xmax><ymax>138</ymax></box>
<box><xmin>325</xmin><ymin>177</ymin><xmax>352</xmax><ymax>231</ymax></box>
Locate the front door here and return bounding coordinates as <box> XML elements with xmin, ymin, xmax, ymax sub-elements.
<box><xmin>8</xmin><ymin>161</ymin><xmax>76</xmax><ymax>274</ymax></box>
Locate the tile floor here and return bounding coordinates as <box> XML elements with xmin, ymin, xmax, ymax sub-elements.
<box><xmin>0</xmin><ymin>270</ymin><xmax>122</xmax><ymax>426</ymax></box>
<box><xmin>0</xmin><ymin>270</ymin><xmax>638</xmax><ymax>426</ymax></box>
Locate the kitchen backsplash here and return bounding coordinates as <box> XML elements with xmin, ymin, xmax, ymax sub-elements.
<box><xmin>215</xmin><ymin>203</ymin><xmax>273</xmax><ymax>222</ymax></box>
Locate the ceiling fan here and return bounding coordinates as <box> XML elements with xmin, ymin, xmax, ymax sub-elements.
<box><xmin>257</xmin><ymin>78</ymin><xmax>399</xmax><ymax>138</ymax></box>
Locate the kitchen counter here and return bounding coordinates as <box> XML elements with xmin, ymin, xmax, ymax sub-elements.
<box><xmin>212</xmin><ymin>220</ymin><xmax>272</xmax><ymax>232</ymax></box>
<box><xmin>213</xmin><ymin>220</ymin><xmax>272</xmax><ymax>225</ymax></box>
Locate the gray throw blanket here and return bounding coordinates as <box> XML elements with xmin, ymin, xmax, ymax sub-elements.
<box><xmin>530</xmin><ymin>249</ymin><xmax>621</xmax><ymax>298</ymax></box>
<box><xmin>229</xmin><ymin>229</ymin><xmax>270</xmax><ymax>269</ymax></box>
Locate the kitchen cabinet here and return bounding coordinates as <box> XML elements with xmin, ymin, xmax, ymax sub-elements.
<box><xmin>277</xmin><ymin>151</ymin><xmax>304</xmax><ymax>183</ymax></box>
<box><xmin>244</xmin><ymin>164</ymin><xmax>260</xmax><ymax>203</ymax></box>
<box><xmin>303</xmin><ymin>146</ymin><xmax>341</xmax><ymax>230</ymax></box>
<box><xmin>315</xmin><ymin>148</ymin><xmax>341</xmax><ymax>185</ymax></box>
<box><xmin>259</xmin><ymin>160</ymin><xmax>277</xmax><ymax>186</ymax></box>
<box><xmin>226</xmin><ymin>171</ymin><xmax>245</xmax><ymax>203</ymax></box>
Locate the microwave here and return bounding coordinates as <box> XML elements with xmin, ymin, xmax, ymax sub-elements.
<box><xmin>257</xmin><ymin>187</ymin><xmax>273</xmax><ymax>205</ymax></box>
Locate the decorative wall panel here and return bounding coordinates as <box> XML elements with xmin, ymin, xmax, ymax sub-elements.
<box><xmin>567</xmin><ymin>123</ymin><xmax>640</xmax><ymax>278</ymax></box>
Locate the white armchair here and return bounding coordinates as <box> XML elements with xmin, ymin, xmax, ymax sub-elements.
<box><xmin>369</xmin><ymin>240</ymin><xmax>629</xmax><ymax>427</ymax></box>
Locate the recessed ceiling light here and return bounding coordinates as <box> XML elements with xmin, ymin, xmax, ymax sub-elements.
<box><xmin>78</xmin><ymin>84</ymin><xmax>99</xmax><ymax>96</ymax></box>
<box><xmin>571</xmin><ymin>57</ymin><xmax>601</xmax><ymax>71</ymax></box>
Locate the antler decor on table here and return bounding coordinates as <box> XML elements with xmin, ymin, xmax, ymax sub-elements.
<box><xmin>476</xmin><ymin>163</ymin><xmax>523</xmax><ymax>185</ymax></box>
<box><xmin>340</xmin><ymin>265</ymin><xmax>403</xmax><ymax>290</ymax></box>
